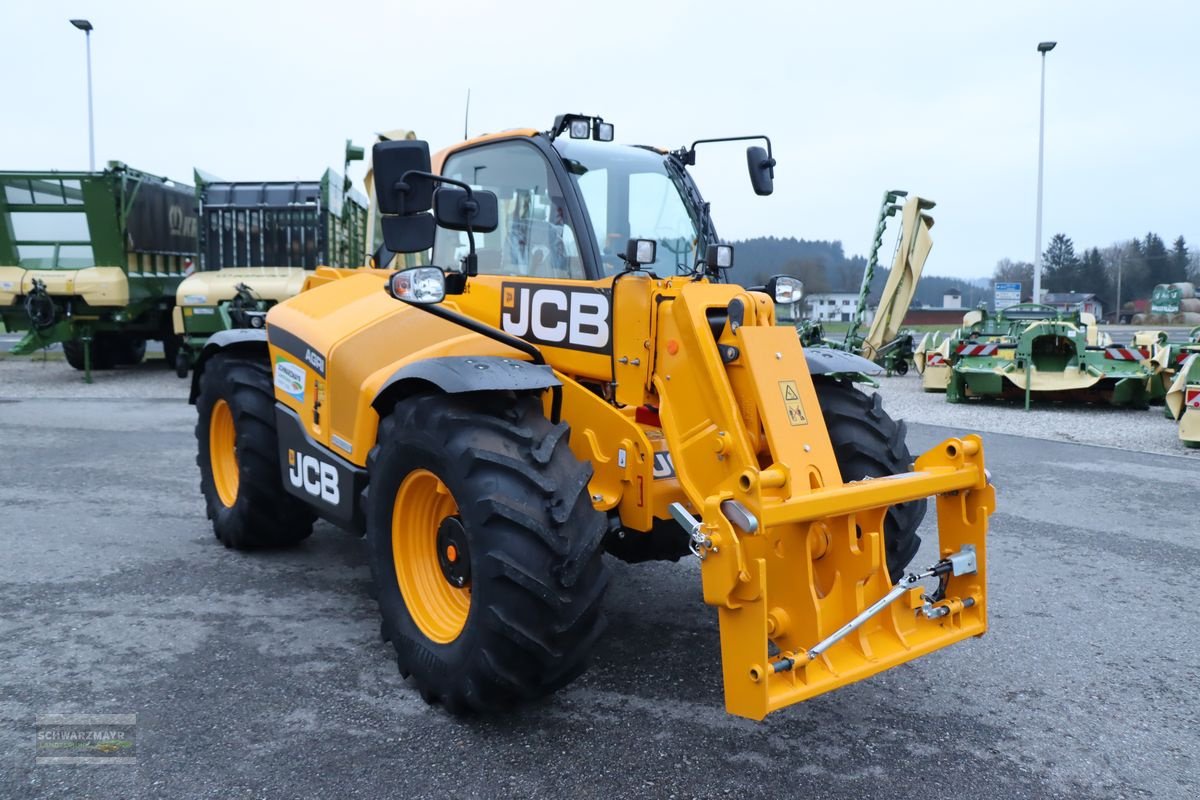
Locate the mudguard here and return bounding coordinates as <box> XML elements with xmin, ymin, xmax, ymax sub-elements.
<box><xmin>371</xmin><ymin>355</ymin><xmax>560</xmax><ymax>411</ymax></box>
<box><xmin>188</xmin><ymin>328</ymin><xmax>268</xmax><ymax>404</ymax></box>
<box><xmin>804</xmin><ymin>346</ymin><xmax>885</xmax><ymax>377</ymax></box>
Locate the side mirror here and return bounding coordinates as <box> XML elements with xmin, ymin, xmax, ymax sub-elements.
<box><xmin>381</xmin><ymin>214</ymin><xmax>437</xmax><ymax>254</ymax></box>
<box><xmin>433</xmin><ymin>186</ymin><xmax>499</xmax><ymax>233</ymax></box>
<box><xmin>388</xmin><ymin>267</ymin><xmax>446</xmax><ymax>305</ymax></box>
<box><xmin>765</xmin><ymin>275</ymin><xmax>803</xmax><ymax>305</ymax></box>
<box><xmin>372</xmin><ymin>140</ymin><xmax>434</xmax><ymax>215</ymax></box>
<box><xmin>705</xmin><ymin>244</ymin><xmax>734</xmax><ymax>270</ymax></box>
<box><xmin>746</xmin><ymin>145</ymin><xmax>775</xmax><ymax>196</ymax></box>
<box><xmin>624</xmin><ymin>238</ymin><xmax>657</xmax><ymax>267</ymax></box>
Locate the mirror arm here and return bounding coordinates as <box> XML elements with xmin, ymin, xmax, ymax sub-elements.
<box><xmin>675</xmin><ymin>134</ymin><xmax>774</xmax><ymax>175</ymax></box>
<box><xmin>397</xmin><ymin>169</ymin><xmax>483</xmax><ymax>276</ymax></box>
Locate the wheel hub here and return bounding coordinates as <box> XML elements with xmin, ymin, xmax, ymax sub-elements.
<box><xmin>436</xmin><ymin>516</ymin><xmax>471</xmax><ymax>588</ymax></box>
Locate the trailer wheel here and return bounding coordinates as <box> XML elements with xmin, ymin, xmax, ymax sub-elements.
<box><xmin>162</xmin><ymin>334</ymin><xmax>183</xmax><ymax>371</ymax></box>
<box><xmin>366</xmin><ymin>393</ymin><xmax>608</xmax><ymax>713</ymax></box>
<box><xmin>195</xmin><ymin>352</ymin><xmax>314</xmax><ymax>549</ymax></box>
<box><xmin>813</xmin><ymin>378</ymin><xmax>925</xmax><ymax>581</ymax></box>
<box><xmin>113</xmin><ymin>336</ymin><xmax>146</xmax><ymax>366</ymax></box>
<box><xmin>63</xmin><ymin>336</ymin><xmax>116</xmax><ymax>371</ymax></box>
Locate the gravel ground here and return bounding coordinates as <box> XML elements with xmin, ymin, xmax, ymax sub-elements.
<box><xmin>0</xmin><ymin>356</ymin><xmax>182</xmax><ymax>401</ymax></box>
<box><xmin>868</xmin><ymin>372</ymin><xmax>1197</xmax><ymax>459</ymax></box>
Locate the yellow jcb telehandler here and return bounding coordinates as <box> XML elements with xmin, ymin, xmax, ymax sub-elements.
<box><xmin>189</xmin><ymin>116</ymin><xmax>994</xmax><ymax>720</ymax></box>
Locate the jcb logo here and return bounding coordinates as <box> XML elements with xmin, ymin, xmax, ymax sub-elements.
<box><xmin>288</xmin><ymin>449</ymin><xmax>340</xmax><ymax>505</ymax></box>
<box><xmin>652</xmin><ymin>451</ymin><xmax>676</xmax><ymax>480</ymax></box>
<box><xmin>501</xmin><ymin>283</ymin><xmax>611</xmax><ymax>353</ymax></box>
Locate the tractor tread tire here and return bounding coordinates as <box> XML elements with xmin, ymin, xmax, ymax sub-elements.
<box><xmin>365</xmin><ymin>393</ymin><xmax>609</xmax><ymax>713</ymax></box>
<box><xmin>195</xmin><ymin>352</ymin><xmax>315</xmax><ymax>549</ymax></box>
<box><xmin>814</xmin><ymin>378</ymin><xmax>925</xmax><ymax>580</ymax></box>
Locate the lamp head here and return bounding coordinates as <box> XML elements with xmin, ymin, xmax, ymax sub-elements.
<box><xmin>1037</xmin><ymin>41</ymin><xmax>1057</xmax><ymax>53</ymax></box>
<box><xmin>70</xmin><ymin>19</ymin><xmax>93</xmax><ymax>32</ymax></box>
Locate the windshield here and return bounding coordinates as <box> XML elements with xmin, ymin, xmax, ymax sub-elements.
<box><xmin>555</xmin><ymin>139</ymin><xmax>701</xmax><ymax>276</ymax></box>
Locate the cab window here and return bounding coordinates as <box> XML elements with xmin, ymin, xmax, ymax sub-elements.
<box><xmin>433</xmin><ymin>141</ymin><xmax>586</xmax><ymax>280</ymax></box>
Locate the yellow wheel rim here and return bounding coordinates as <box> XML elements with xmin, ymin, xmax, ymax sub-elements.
<box><xmin>391</xmin><ymin>469</ymin><xmax>470</xmax><ymax>643</ymax></box>
<box><xmin>209</xmin><ymin>398</ymin><xmax>239</xmax><ymax>508</ymax></box>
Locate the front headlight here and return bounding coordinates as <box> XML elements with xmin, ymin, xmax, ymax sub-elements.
<box><xmin>389</xmin><ymin>267</ymin><xmax>446</xmax><ymax>305</ymax></box>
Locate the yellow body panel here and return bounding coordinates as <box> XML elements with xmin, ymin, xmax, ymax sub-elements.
<box><xmin>1003</xmin><ymin>366</ymin><xmax>1103</xmax><ymax>392</ymax></box>
<box><xmin>0</xmin><ymin>267</ymin><xmax>23</xmax><ymax>305</ymax></box>
<box><xmin>0</xmin><ymin>267</ymin><xmax>129</xmax><ymax>307</ymax></box>
<box><xmin>266</xmin><ymin>270</ymin><xmax>527</xmax><ymax>462</ymax></box>
<box><xmin>177</xmin><ymin>267</ymin><xmax>311</xmax><ymax>306</ymax></box>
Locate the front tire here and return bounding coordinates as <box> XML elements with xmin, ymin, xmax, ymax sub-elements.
<box><xmin>813</xmin><ymin>378</ymin><xmax>925</xmax><ymax>580</ymax></box>
<box><xmin>195</xmin><ymin>352</ymin><xmax>314</xmax><ymax>549</ymax></box>
<box><xmin>366</xmin><ymin>393</ymin><xmax>609</xmax><ymax>713</ymax></box>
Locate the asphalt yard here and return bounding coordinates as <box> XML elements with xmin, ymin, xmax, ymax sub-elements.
<box><xmin>0</xmin><ymin>360</ymin><xmax>1196</xmax><ymax>798</ymax></box>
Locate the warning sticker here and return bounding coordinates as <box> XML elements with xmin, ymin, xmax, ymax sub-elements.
<box><xmin>1186</xmin><ymin>388</ymin><xmax>1200</xmax><ymax>409</ymax></box>
<box><xmin>778</xmin><ymin>380</ymin><xmax>807</xmax><ymax>426</ymax></box>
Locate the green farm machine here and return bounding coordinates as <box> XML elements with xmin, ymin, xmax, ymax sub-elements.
<box><xmin>942</xmin><ymin>304</ymin><xmax>1154</xmax><ymax>409</ymax></box>
<box><xmin>1165</xmin><ymin>342</ymin><xmax>1200</xmax><ymax>448</ymax></box>
<box><xmin>0</xmin><ymin>163</ymin><xmax>197</xmax><ymax>378</ymax></box>
<box><xmin>173</xmin><ymin>143</ymin><xmax>370</xmax><ymax>374</ymax></box>
<box><xmin>795</xmin><ymin>190</ymin><xmax>933</xmax><ymax>376</ymax></box>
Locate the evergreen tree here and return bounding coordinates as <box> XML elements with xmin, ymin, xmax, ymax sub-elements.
<box><xmin>1079</xmin><ymin>247</ymin><xmax>1110</xmax><ymax>309</ymax></box>
<box><xmin>1042</xmin><ymin>233</ymin><xmax>1080</xmax><ymax>293</ymax></box>
<box><xmin>1143</xmin><ymin>233</ymin><xmax>1170</xmax><ymax>287</ymax></box>
<box><xmin>1170</xmin><ymin>236</ymin><xmax>1190</xmax><ymax>283</ymax></box>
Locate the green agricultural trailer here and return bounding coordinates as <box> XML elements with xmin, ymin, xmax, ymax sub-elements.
<box><xmin>0</xmin><ymin>163</ymin><xmax>197</xmax><ymax>379</ymax></box>
<box><xmin>944</xmin><ymin>303</ymin><xmax>1153</xmax><ymax>409</ymax></box>
<box><xmin>173</xmin><ymin>155</ymin><xmax>368</xmax><ymax>374</ymax></box>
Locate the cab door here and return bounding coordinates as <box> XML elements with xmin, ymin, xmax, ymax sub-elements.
<box><xmin>433</xmin><ymin>137</ymin><xmax>614</xmax><ymax>382</ymax></box>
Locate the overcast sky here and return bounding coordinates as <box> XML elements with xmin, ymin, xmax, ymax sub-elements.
<box><xmin>3</xmin><ymin>1</ymin><xmax>1196</xmax><ymax>279</ymax></box>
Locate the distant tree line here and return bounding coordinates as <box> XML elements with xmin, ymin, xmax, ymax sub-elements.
<box><xmin>729</xmin><ymin>235</ymin><xmax>988</xmax><ymax>308</ymax></box>
<box><xmin>993</xmin><ymin>232</ymin><xmax>1198</xmax><ymax>313</ymax></box>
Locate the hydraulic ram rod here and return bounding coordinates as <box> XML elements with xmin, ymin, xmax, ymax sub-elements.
<box><xmin>773</xmin><ymin>546</ymin><xmax>978</xmax><ymax>672</ymax></box>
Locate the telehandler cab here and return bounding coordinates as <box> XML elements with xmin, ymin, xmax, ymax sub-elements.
<box><xmin>190</xmin><ymin>116</ymin><xmax>994</xmax><ymax>720</ymax></box>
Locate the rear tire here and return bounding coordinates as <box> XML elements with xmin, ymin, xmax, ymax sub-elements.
<box><xmin>365</xmin><ymin>393</ymin><xmax>609</xmax><ymax>713</ymax></box>
<box><xmin>813</xmin><ymin>378</ymin><xmax>925</xmax><ymax>581</ymax></box>
<box><xmin>195</xmin><ymin>352</ymin><xmax>315</xmax><ymax>549</ymax></box>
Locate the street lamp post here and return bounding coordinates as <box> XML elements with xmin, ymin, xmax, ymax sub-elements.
<box><xmin>1032</xmin><ymin>40</ymin><xmax>1056</xmax><ymax>305</ymax></box>
<box><xmin>70</xmin><ymin>19</ymin><xmax>95</xmax><ymax>171</ymax></box>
